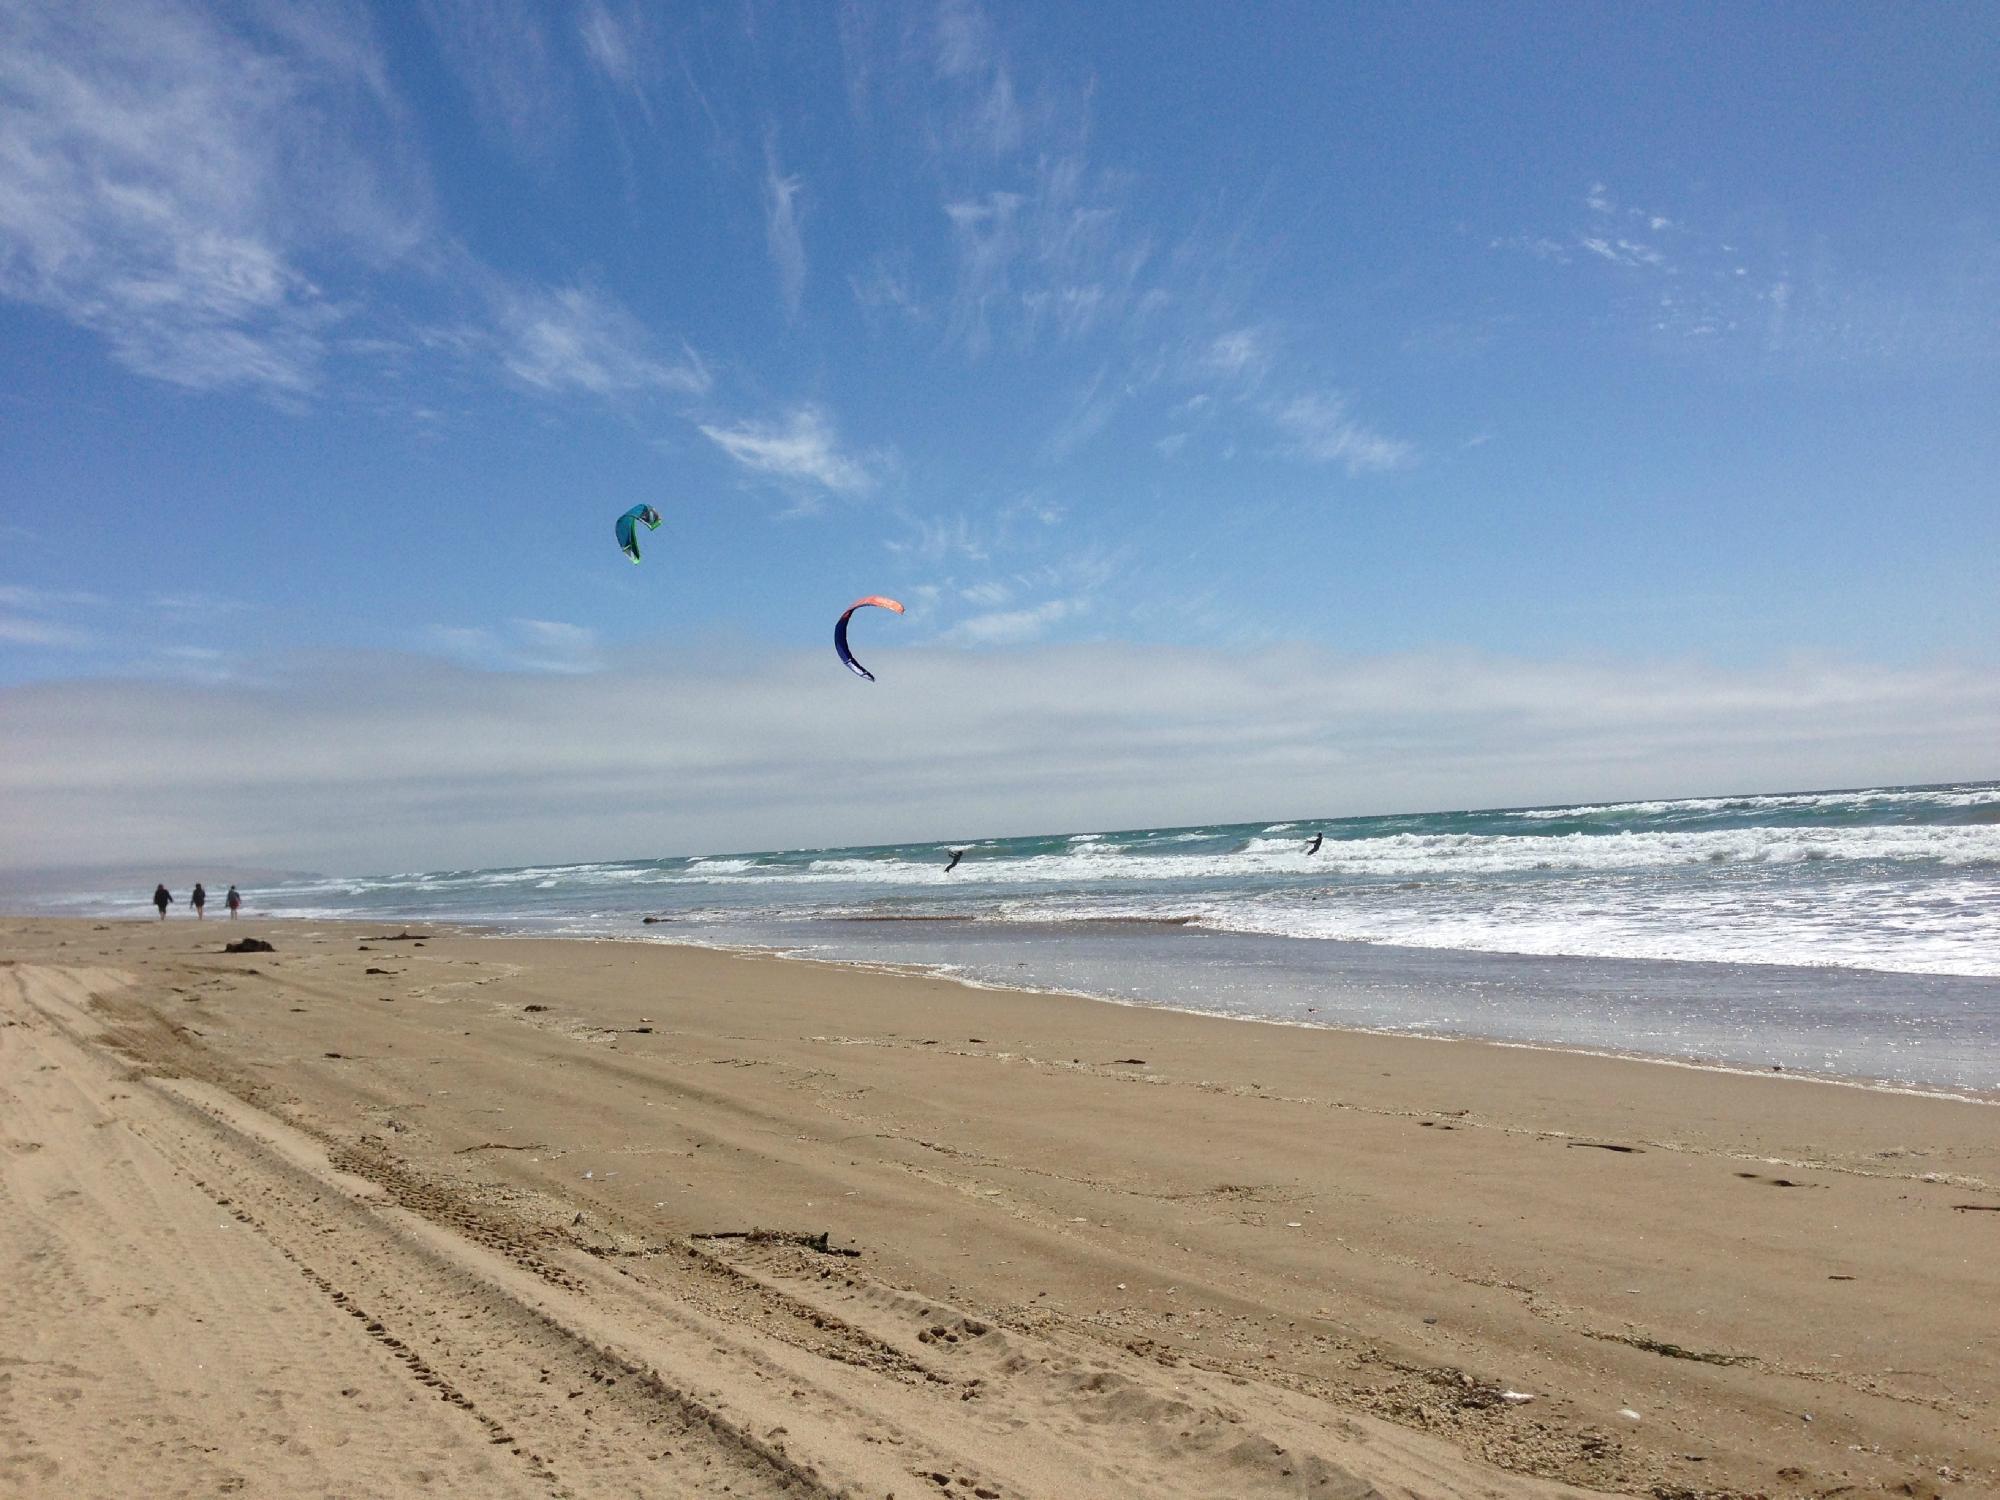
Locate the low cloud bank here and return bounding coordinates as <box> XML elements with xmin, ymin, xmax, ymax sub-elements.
<box><xmin>3</xmin><ymin>642</ymin><xmax>1994</xmax><ymax>872</ymax></box>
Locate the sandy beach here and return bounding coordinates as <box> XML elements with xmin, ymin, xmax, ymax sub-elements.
<box><xmin>2</xmin><ymin>917</ymin><xmax>1994</xmax><ymax>1499</ymax></box>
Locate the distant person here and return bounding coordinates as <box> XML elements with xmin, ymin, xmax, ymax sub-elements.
<box><xmin>944</xmin><ymin>849</ymin><xmax>966</xmax><ymax>873</ymax></box>
<box><xmin>1305</xmin><ymin>833</ymin><xmax>1323</xmax><ymax>855</ymax></box>
<box><xmin>226</xmin><ymin>884</ymin><xmax>242</xmax><ymax>918</ymax></box>
<box><xmin>191</xmin><ymin>882</ymin><xmax>207</xmax><ymax>919</ymax></box>
<box><xmin>153</xmin><ymin>884</ymin><xmax>173</xmax><ymax>919</ymax></box>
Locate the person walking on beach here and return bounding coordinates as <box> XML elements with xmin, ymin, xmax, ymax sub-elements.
<box><xmin>153</xmin><ymin>884</ymin><xmax>173</xmax><ymax>919</ymax></box>
<box><xmin>226</xmin><ymin>884</ymin><xmax>242</xmax><ymax>918</ymax></box>
<box><xmin>191</xmin><ymin>882</ymin><xmax>207</xmax><ymax>919</ymax></box>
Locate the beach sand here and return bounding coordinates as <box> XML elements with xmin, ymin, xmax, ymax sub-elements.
<box><xmin>2</xmin><ymin>918</ymin><xmax>1994</xmax><ymax>1498</ymax></box>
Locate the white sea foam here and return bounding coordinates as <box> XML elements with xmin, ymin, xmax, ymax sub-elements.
<box><xmin>633</xmin><ymin>823</ymin><xmax>2000</xmax><ymax>887</ymax></box>
<box><xmin>1186</xmin><ymin>875</ymin><xmax>2000</xmax><ymax>978</ymax></box>
<box><xmin>1515</xmin><ymin>783</ymin><xmax>1997</xmax><ymax>820</ymax></box>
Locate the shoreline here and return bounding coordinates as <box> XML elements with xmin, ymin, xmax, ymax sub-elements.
<box><xmin>488</xmin><ymin>918</ymin><xmax>2000</xmax><ymax>1105</ymax></box>
<box><xmin>4</xmin><ymin>915</ymin><xmax>1997</xmax><ymax>1497</ymax></box>
<box><xmin>66</xmin><ymin>892</ymin><xmax>2000</xmax><ymax>981</ymax></box>
<box><xmin>14</xmin><ymin>901</ymin><xmax>2000</xmax><ymax>1096</ymax></box>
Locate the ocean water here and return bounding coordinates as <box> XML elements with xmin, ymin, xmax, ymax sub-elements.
<box><xmin>39</xmin><ymin>781</ymin><xmax>2000</xmax><ymax>1093</ymax></box>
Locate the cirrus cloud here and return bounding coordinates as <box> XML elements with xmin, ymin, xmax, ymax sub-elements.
<box><xmin>1270</xmin><ymin>392</ymin><xmax>1415</xmax><ymax>474</ymax></box>
<box><xmin>0</xmin><ymin>0</ymin><xmax>425</xmax><ymax>393</ymax></box>
<box><xmin>698</xmin><ymin>404</ymin><xmax>881</xmax><ymax>495</ymax></box>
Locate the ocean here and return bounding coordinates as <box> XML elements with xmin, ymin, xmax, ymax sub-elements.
<box><xmin>38</xmin><ymin>781</ymin><xmax>2000</xmax><ymax>1093</ymax></box>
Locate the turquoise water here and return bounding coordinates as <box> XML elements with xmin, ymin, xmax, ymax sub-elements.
<box><xmin>41</xmin><ymin>780</ymin><xmax>2000</xmax><ymax>1091</ymax></box>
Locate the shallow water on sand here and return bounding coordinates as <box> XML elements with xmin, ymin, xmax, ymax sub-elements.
<box><xmin>720</xmin><ymin>916</ymin><xmax>2000</xmax><ymax>1095</ymax></box>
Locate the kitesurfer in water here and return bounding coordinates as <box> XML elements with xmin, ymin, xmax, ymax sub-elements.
<box><xmin>945</xmin><ymin>849</ymin><xmax>965</xmax><ymax>873</ymax></box>
<box><xmin>1305</xmin><ymin>833</ymin><xmax>1323</xmax><ymax>855</ymax></box>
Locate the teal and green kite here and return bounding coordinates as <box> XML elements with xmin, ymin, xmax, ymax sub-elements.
<box><xmin>615</xmin><ymin>504</ymin><xmax>662</xmax><ymax>563</ymax></box>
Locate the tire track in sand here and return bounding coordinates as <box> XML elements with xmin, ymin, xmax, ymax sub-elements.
<box><xmin>10</xmin><ymin>960</ymin><xmax>1628</xmax><ymax>1500</ymax></box>
<box><xmin>6</xmin><ymin>964</ymin><xmax>832</xmax><ymax>1500</ymax></box>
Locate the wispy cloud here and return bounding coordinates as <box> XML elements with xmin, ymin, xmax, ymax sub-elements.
<box><xmin>1200</xmin><ymin>327</ymin><xmax>1274</xmax><ymax>384</ymax></box>
<box><xmin>576</xmin><ymin>0</ymin><xmax>653</xmax><ymax>117</ymax></box>
<box><xmin>704</xmin><ymin>406</ymin><xmax>884</xmax><ymax>500</ymax></box>
<box><xmin>762</xmin><ymin>134</ymin><xmax>807</xmax><ymax>318</ymax></box>
<box><xmin>0</xmin><ymin>0</ymin><xmax>423</xmax><ymax>394</ymax></box>
<box><xmin>884</xmin><ymin>491</ymin><xmax>1068</xmax><ymax>565</ymax></box>
<box><xmin>0</xmin><ymin>581</ymin><xmax>258</xmax><ymax>653</ymax></box>
<box><xmin>1580</xmin><ymin>236</ymin><xmax>1667</xmax><ymax>269</ymax></box>
<box><xmin>1492</xmin><ymin>183</ymin><xmax>1674</xmax><ymax>276</ymax></box>
<box><xmin>0</xmin><ymin>585</ymin><xmax>106</xmax><ymax>611</ymax></box>
<box><xmin>1270</xmin><ymin>393</ymin><xmax>1414</xmax><ymax>474</ymax></box>
<box><xmin>0</xmin><ymin>581</ymin><xmax>265</xmax><ymax>658</ymax></box>
<box><xmin>511</xmin><ymin>619</ymin><xmax>601</xmax><ymax>673</ymax></box>
<box><xmin>0</xmin><ymin>615</ymin><xmax>94</xmax><ymax>649</ymax></box>
<box><xmin>849</xmin><ymin>253</ymin><xmax>925</xmax><ymax>324</ymax></box>
<box><xmin>0</xmin><ymin>1</ymin><xmax>721</xmax><ymax>413</ymax></box>
<box><xmin>1042</xmin><ymin>363</ymin><xmax>1124</xmax><ymax>460</ymax></box>
<box><xmin>886</xmin><ymin>513</ymin><xmax>992</xmax><ymax>562</ymax></box>
<box><xmin>149</xmin><ymin>590</ymin><xmax>252</xmax><ymax>615</ymax></box>
<box><xmin>845</xmin><ymin>0</ymin><xmax>1418</xmax><ymax>479</ymax></box>
<box><xmin>917</xmin><ymin>540</ymin><xmax>1121</xmax><ymax>647</ymax></box>
<box><xmin>418</xmin><ymin>0</ymin><xmax>564</xmax><ymax>155</ymax></box>
<box><xmin>1488</xmin><ymin>234</ymin><xmax>1573</xmax><ymax>266</ymax></box>
<box><xmin>941</xmin><ymin>159</ymin><xmax>1144</xmax><ymax>357</ymax></box>
<box><xmin>933</xmin><ymin>0</ymin><xmax>1023</xmax><ymax>153</ymax></box>
<box><xmin>698</xmin><ymin>404</ymin><xmax>879</xmax><ymax>494</ymax></box>
<box><xmin>900</xmin><ymin>2</ymin><xmax>1154</xmax><ymax>360</ymax></box>
<box><xmin>942</xmin><ymin>596</ymin><xmax>1083</xmax><ymax>645</ymax></box>
<box><xmin>146</xmin><ymin>642</ymin><xmax>244</xmax><ymax>682</ymax></box>
<box><xmin>1589</xmin><ymin>183</ymin><xmax>1672</xmax><ymax>237</ymax></box>
<box><xmin>1490</xmin><ymin>181</ymin><xmax>1998</xmax><ymax>366</ymax></box>
<box><xmin>428</xmin><ymin>618</ymin><xmax>602</xmax><ymax>675</ymax></box>
<box><xmin>845</xmin><ymin>0</ymin><xmax>1266</xmax><ymax>387</ymax></box>
<box><xmin>487</xmin><ymin>283</ymin><xmax>708</xmax><ymax>398</ymax></box>
<box><xmin>0</xmin><ymin>582</ymin><xmax>103</xmax><ymax>649</ymax></box>
<box><xmin>934</xmin><ymin>0</ymin><xmax>993</xmax><ymax>79</ymax></box>
<box><xmin>941</xmin><ymin>190</ymin><xmax>1024</xmax><ymax>355</ymax></box>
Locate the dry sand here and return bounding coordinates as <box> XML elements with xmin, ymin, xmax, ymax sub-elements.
<box><xmin>2</xmin><ymin>917</ymin><xmax>1995</xmax><ymax>1499</ymax></box>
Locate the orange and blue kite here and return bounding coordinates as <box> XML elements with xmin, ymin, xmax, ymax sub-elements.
<box><xmin>834</xmin><ymin>596</ymin><xmax>904</xmax><ymax>682</ymax></box>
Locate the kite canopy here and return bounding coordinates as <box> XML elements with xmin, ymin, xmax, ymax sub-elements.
<box><xmin>834</xmin><ymin>595</ymin><xmax>904</xmax><ymax>682</ymax></box>
<box><xmin>615</xmin><ymin>504</ymin><xmax>662</xmax><ymax>562</ymax></box>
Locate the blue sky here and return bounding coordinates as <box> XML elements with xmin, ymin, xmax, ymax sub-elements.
<box><xmin>2</xmin><ymin>1</ymin><xmax>1996</xmax><ymax>870</ymax></box>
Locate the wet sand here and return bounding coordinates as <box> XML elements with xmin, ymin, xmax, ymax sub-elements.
<box><xmin>2</xmin><ymin>916</ymin><xmax>1995</xmax><ymax>1498</ymax></box>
